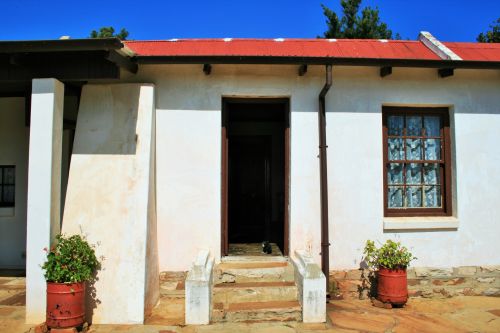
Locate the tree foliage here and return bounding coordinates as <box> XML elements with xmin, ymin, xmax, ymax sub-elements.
<box><xmin>477</xmin><ymin>18</ymin><xmax>500</xmax><ymax>43</ymax></box>
<box><xmin>320</xmin><ymin>0</ymin><xmax>396</xmax><ymax>39</ymax></box>
<box><xmin>90</xmin><ymin>26</ymin><xmax>129</xmax><ymax>40</ymax></box>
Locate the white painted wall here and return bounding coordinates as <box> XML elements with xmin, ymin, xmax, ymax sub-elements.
<box><xmin>0</xmin><ymin>98</ymin><xmax>29</xmax><ymax>269</ymax></box>
<box><xmin>124</xmin><ymin>65</ymin><xmax>325</xmax><ymax>270</ymax></box>
<box><xmin>62</xmin><ymin>84</ymin><xmax>158</xmax><ymax>324</ymax></box>
<box><xmin>122</xmin><ymin>65</ymin><xmax>500</xmax><ymax>271</ymax></box>
<box><xmin>326</xmin><ymin>67</ymin><xmax>500</xmax><ymax>269</ymax></box>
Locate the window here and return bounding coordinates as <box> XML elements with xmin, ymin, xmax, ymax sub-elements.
<box><xmin>0</xmin><ymin>166</ymin><xmax>15</xmax><ymax>208</ymax></box>
<box><xmin>383</xmin><ymin>107</ymin><xmax>451</xmax><ymax>217</ymax></box>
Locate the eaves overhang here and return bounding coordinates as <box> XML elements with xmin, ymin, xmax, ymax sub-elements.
<box><xmin>0</xmin><ymin>38</ymin><xmax>124</xmax><ymax>53</ymax></box>
<box><xmin>134</xmin><ymin>55</ymin><xmax>500</xmax><ymax>70</ymax></box>
<box><xmin>0</xmin><ymin>38</ymin><xmax>137</xmax><ymax>83</ymax></box>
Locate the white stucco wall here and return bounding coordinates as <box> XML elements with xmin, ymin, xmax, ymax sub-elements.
<box><xmin>0</xmin><ymin>98</ymin><xmax>29</xmax><ymax>269</ymax></box>
<box><xmin>326</xmin><ymin>67</ymin><xmax>500</xmax><ymax>269</ymax></box>
<box><xmin>122</xmin><ymin>64</ymin><xmax>500</xmax><ymax>271</ymax></box>
<box><xmin>62</xmin><ymin>84</ymin><xmax>158</xmax><ymax>324</ymax></box>
<box><xmin>125</xmin><ymin>65</ymin><xmax>325</xmax><ymax>270</ymax></box>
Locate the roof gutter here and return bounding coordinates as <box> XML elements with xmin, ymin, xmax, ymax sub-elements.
<box><xmin>134</xmin><ymin>56</ymin><xmax>500</xmax><ymax>69</ymax></box>
<box><xmin>319</xmin><ymin>65</ymin><xmax>332</xmax><ymax>300</ymax></box>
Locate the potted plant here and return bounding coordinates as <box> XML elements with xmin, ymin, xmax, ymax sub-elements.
<box><xmin>42</xmin><ymin>234</ymin><xmax>99</xmax><ymax>329</ymax></box>
<box><xmin>363</xmin><ymin>239</ymin><xmax>416</xmax><ymax>306</ymax></box>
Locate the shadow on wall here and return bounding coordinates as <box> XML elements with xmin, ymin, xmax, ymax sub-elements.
<box><xmin>71</xmin><ymin>85</ymin><xmax>140</xmax><ymax>155</ymax></box>
<box><xmin>86</xmin><ymin>263</ymin><xmax>101</xmax><ymax>324</ymax></box>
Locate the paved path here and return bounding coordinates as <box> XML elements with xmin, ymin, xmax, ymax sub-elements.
<box><xmin>1</xmin><ymin>276</ymin><xmax>500</xmax><ymax>332</ymax></box>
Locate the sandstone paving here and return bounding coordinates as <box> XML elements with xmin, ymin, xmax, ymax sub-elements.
<box><xmin>2</xmin><ymin>274</ymin><xmax>500</xmax><ymax>333</ymax></box>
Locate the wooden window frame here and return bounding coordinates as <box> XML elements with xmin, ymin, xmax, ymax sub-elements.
<box><xmin>0</xmin><ymin>165</ymin><xmax>15</xmax><ymax>208</ymax></box>
<box><xmin>383</xmin><ymin>107</ymin><xmax>452</xmax><ymax>217</ymax></box>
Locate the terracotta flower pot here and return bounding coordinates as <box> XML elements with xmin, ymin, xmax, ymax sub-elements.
<box><xmin>377</xmin><ymin>267</ymin><xmax>408</xmax><ymax>306</ymax></box>
<box><xmin>46</xmin><ymin>282</ymin><xmax>86</xmax><ymax>328</ymax></box>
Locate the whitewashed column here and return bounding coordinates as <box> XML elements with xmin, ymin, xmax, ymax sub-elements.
<box><xmin>25</xmin><ymin>78</ymin><xmax>64</xmax><ymax>324</ymax></box>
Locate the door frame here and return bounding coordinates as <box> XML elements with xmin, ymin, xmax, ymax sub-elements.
<box><xmin>221</xmin><ymin>97</ymin><xmax>290</xmax><ymax>256</ymax></box>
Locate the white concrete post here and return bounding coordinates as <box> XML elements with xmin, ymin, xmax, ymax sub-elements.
<box><xmin>292</xmin><ymin>250</ymin><xmax>326</xmax><ymax>323</ymax></box>
<box><xmin>185</xmin><ymin>250</ymin><xmax>214</xmax><ymax>325</ymax></box>
<box><xmin>25</xmin><ymin>78</ymin><xmax>64</xmax><ymax>324</ymax></box>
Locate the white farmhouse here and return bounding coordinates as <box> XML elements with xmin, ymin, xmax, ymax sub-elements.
<box><xmin>0</xmin><ymin>32</ymin><xmax>499</xmax><ymax>324</ymax></box>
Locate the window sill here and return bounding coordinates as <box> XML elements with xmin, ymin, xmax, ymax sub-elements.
<box><xmin>0</xmin><ymin>207</ymin><xmax>15</xmax><ymax>217</ymax></box>
<box><xmin>383</xmin><ymin>216</ymin><xmax>459</xmax><ymax>231</ymax></box>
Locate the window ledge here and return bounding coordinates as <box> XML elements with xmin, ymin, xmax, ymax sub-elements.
<box><xmin>383</xmin><ymin>216</ymin><xmax>459</xmax><ymax>231</ymax></box>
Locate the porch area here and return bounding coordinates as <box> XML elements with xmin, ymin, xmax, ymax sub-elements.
<box><xmin>1</xmin><ymin>274</ymin><xmax>500</xmax><ymax>332</ymax></box>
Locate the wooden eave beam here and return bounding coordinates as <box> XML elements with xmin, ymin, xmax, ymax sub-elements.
<box><xmin>438</xmin><ymin>68</ymin><xmax>454</xmax><ymax>78</ymax></box>
<box><xmin>203</xmin><ymin>64</ymin><xmax>212</xmax><ymax>75</ymax></box>
<box><xmin>380</xmin><ymin>66</ymin><xmax>392</xmax><ymax>77</ymax></box>
<box><xmin>106</xmin><ymin>50</ymin><xmax>138</xmax><ymax>74</ymax></box>
<box><xmin>298</xmin><ymin>64</ymin><xmax>307</xmax><ymax>76</ymax></box>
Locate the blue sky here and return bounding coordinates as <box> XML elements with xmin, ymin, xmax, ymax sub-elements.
<box><xmin>1</xmin><ymin>0</ymin><xmax>499</xmax><ymax>42</ymax></box>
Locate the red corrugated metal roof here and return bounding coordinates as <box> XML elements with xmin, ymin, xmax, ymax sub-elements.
<box><xmin>124</xmin><ymin>38</ymin><xmax>441</xmax><ymax>60</ymax></box>
<box><xmin>444</xmin><ymin>42</ymin><xmax>500</xmax><ymax>61</ymax></box>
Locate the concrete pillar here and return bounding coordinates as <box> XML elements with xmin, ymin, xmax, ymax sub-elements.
<box><xmin>25</xmin><ymin>78</ymin><xmax>64</xmax><ymax>324</ymax></box>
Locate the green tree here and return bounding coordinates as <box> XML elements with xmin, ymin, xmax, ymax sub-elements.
<box><xmin>477</xmin><ymin>18</ymin><xmax>500</xmax><ymax>43</ymax></box>
<box><xmin>90</xmin><ymin>26</ymin><xmax>129</xmax><ymax>40</ymax></box>
<box><xmin>320</xmin><ymin>0</ymin><xmax>395</xmax><ymax>39</ymax></box>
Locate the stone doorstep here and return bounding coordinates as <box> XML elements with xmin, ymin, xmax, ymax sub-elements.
<box><xmin>215</xmin><ymin>263</ymin><xmax>295</xmax><ymax>283</ymax></box>
<box><xmin>213</xmin><ymin>281</ymin><xmax>298</xmax><ymax>304</ymax></box>
<box><xmin>214</xmin><ymin>281</ymin><xmax>296</xmax><ymax>288</ymax></box>
<box><xmin>221</xmin><ymin>255</ymin><xmax>288</xmax><ymax>263</ymax></box>
<box><xmin>217</xmin><ymin>262</ymin><xmax>289</xmax><ymax>270</ymax></box>
<box><xmin>218</xmin><ymin>300</ymin><xmax>302</xmax><ymax>323</ymax></box>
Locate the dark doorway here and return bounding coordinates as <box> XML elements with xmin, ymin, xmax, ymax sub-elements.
<box><xmin>222</xmin><ymin>98</ymin><xmax>289</xmax><ymax>256</ymax></box>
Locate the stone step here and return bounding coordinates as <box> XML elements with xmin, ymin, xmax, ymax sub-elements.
<box><xmin>214</xmin><ymin>261</ymin><xmax>295</xmax><ymax>283</ymax></box>
<box><xmin>213</xmin><ymin>281</ymin><xmax>297</xmax><ymax>304</ymax></box>
<box><xmin>221</xmin><ymin>255</ymin><xmax>288</xmax><ymax>263</ymax></box>
<box><xmin>213</xmin><ymin>300</ymin><xmax>302</xmax><ymax>323</ymax></box>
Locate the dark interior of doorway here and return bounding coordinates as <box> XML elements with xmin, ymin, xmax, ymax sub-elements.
<box><xmin>226</xmin><ymin>99</ymin><xmax>288</xmax><ymax>255</ymax></box>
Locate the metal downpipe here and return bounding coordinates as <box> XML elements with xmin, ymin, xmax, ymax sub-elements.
<box><xmin>318</xmin><ymin>65</ymin><xmax>332</xmax><ymax>300</ymax></box>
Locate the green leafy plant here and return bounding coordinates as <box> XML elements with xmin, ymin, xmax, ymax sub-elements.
<box><xmin>363</xmin><ymin>239</ymin><xmax>416</xmax><ymax>270</ymax></box>
<box><xmin>42</xmin><ymin>234</ymin><xmax>99</xmax><ymax>283</ymax></box>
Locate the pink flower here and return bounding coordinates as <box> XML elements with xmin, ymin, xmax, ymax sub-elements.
<box><xmin>43</xmin><ymin>247</ymin><xmax>48</xmax><ymax>252</ymax></box>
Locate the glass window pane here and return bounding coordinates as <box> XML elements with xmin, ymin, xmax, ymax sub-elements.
<box><xmin>423</xmin><ymin>163</ymin><xmax>440</xmax><ymax>184</ymax></box>
<box><xmin>424</xmin><ymin>186</ymin><xmax>441</xmax><ymax>208</ymax></box>
<box><xmin>424</xmin><ymin>139</ymin><xmax>441</xmax><ymax>160</ymax></box>
<box><xmin>388</xmin><ymin>115</ymin><xmax>404</xmax><ymax>136</ymax></box>
<box><xmin>388</xmin><ymin>163</ymin><xmax>403</xmax><ymax>184</ymax></box>
<box><xmin>388</xmin><ymin>186</ymin><xmax>404</xmax><ymax>208</ymax></box>
<box><xmin>388</xmin><ymin>138</ymin><xmax>404</xmax><ymax>160</ymax></box>
<box><xmin>4</xmin><ymin>167</ymin><xmax>15</xmax><ymax>184</ymax></box>
<box><xmin>424</xmin><ymin>116</ymin><xmax>441</xmax><ymax>137</ymax></box>
<box><xmin>407</xmin><ymin>116</ymin><xmax>422</xmax><ymax>136</ymax></box>
<box><xmin>406</xmin><ymin>163</ymin><xmax>422</xmax><ymax>184</ymax></box>
<box><xmin>2</xmin><ymin>185</ymin><xmax>15</xmax><ymax>204</ymax></box>
<box><xmin>406</xmin><ymin>139</ymin><xmax>422</xmax><ymax>160</ymax></box>
<box><xmin>406</xmin><ymin>186</ymin><xmax>422</xmax><ymax>207</ymax></box>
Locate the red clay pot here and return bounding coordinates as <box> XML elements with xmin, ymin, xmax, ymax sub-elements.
<box><xmin>46</xmin><ymin>282</ymin><xmax>85</xmax><ymax>328</ymax></box>
<box><xmin>377</xmin><ymin>267</ymin><xmax>408</xmax><ymax>306</ymax></box>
